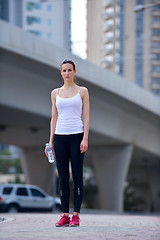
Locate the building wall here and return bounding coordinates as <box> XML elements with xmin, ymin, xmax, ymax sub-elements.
<box><xmin>87</xmin><ymin>0</ymin><xmax>103</xmax><ymax>66</ymax></box>
<box><xmin>23</xmin><ymin>0</ymin><xmax>71</xmax><ymax>50</ymax></box>
<box><xmin>124</xmin><ymin>0</ymin><xmax>135</xmax><ymax>84</ymax></box>
<box><xmin>0</xmin><ymin>0</ymin><xmax>71</xmax><ymax>50</ymax></box>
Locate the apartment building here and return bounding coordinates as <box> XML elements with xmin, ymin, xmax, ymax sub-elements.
<box><xmin>87</xmin><ymin>0</ymin><xmax>160</xmax><ymax>96</ymax></box>
<box><xmin>0</xmin><ymin>0</ymin><xmax>71</xmax><ymax>50</ymax></box>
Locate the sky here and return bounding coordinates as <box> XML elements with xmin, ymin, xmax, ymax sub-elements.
<box><xmin>71</xmin><ymin>0</ymin><xmax>87</xmax><ymax>59</ymax></box>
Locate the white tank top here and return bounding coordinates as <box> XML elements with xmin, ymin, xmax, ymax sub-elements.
<box><xmin>55</xmin><ymin>88</ymin><xmax>84</xmax><ymax>135</ymax></box>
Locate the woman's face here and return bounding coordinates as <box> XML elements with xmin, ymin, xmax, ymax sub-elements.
<box><xmin>61</xmin><ymin>63</ymin><xmax>76</xmax><ymax>82</ymax></box>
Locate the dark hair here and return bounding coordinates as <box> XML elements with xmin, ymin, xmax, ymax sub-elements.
<box><xmin>60</xmin><ymin>59</ymin><xmax>76</xmax><ymax>71</ymax></box>
<box><xmin>60</xmin><ymin>59</ymin><xmax>76</xmax><ymax>83</ymax></box>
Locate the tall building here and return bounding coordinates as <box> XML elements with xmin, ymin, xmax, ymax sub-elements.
<box><xmin>87</xmin><ymin>0</ymin><xmax>160</xmax><ymax>96</ymax></box>
<box><xmin>0</xmin><ymin>0</ymin><xmax>71</xmax><ymax>50</ymax></box>
<box><xmin>0</xmin><ymin>0</ymin><xmax>23</xmax><ymax>27</ymax></box>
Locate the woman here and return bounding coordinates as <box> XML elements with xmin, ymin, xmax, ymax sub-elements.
<box><xmin>45</xmin><ymin>59</ymin><xmax>89</xmax><ymax>227</ymax></box>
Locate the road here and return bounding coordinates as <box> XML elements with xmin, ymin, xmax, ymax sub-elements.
<box><xmin>0</xmin><ymin>212</ymin><xmax>160</xmax><ymax>239</ymax></box>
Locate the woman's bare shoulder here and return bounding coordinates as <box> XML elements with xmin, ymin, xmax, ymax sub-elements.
<box><xmin>80</xmin><ymin>86</ymin><xmax>89</xmax><ymax>95</ymax></box>
<box><xmin>51</xmin><ymin>88</ymin><xmax>59</xmax><ymax>97</ymax></box>
<box><xmin>51</xmin><ymin>88</ymin><xmax>58</xmax><ymax>102</ymax></box>
<box><xmin>79</xmin><ymin>86</ymin><xmax>89</xmax><ymax>101</ymax></box>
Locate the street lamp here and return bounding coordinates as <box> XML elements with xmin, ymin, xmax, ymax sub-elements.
<box><xmin>134</xmin><ymin>2</ymin><xmax>160</xmax><ymax>12</ymax></box>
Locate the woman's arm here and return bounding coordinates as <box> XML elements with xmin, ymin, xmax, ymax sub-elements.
<box><xmin>49</xmin><ymin>89</ymin><xmax>58</xmax><ymax>147</ymax></box>
<box><xmin>45</xmin><ymin>89</ymin><xmax>57</xmax><ymax>156</ymax></box>
<box><xmin>80</xmin><ymin>87</ymin><xmax>90</xmax><ymax>153</ymax></box>
<box><xmin>44</xmin><ymin>89</ymin><xmax>58</xmax><ymax>157</ymax></box>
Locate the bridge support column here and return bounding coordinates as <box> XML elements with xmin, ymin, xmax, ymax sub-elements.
<box><xmin>20</xmin><ymin>147</ymin><xmax>53</xmax><ymax>195</ymax></box>
<box><xmin>148</xmin><ymin>167</ymin><xmax>160</xmax><ymax>211</ymax></box>
<box><xmin>92</xmin><ymin>145</ymin><xmax>133</xmax><ymax>212</ymax></box>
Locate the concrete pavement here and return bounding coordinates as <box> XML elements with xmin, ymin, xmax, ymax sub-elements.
<box><xmin>0</xmin><ymin>212</ymin><xmax>160</xmax><ymax>240</ymax></box>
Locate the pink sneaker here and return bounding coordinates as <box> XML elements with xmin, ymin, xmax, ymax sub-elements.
<box><xmin>55</xmin><ymin>214</ymin><xmax>70</xmax><ymax>227</ymax></box>
<box><xmin>69</xmin><ymin>215</ymin><xmax>80</xmax><ymax>227</ymax></box>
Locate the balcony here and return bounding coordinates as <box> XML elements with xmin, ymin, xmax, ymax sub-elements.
<box><xmin>104</xmin><ymin>48</ymin><xmax>114</xmax><ymax>55</ymax></box>
<box><xmin>151</xmin><ymin>22</ymin><xmax>160</xmax><ymax>29</ymax></box>
<box><xmin>103</xmin><ymin>59</ymin><xmax>113</xmax><ymax>68</ymax></box>
<box><xmin>152</xmin><ymin>11</ymin><xmax>160</xmax><ymax>17</ymax></box>
<box><xmin>151</xmin><ymin>72</ymin><xmax>160</xmax><ymax>78</ymax></box>
<box><xmin>103</xmin><ymin>23</ymin><xmax>114</xmax><ymax>32</ymax></box>
<box><xmin>151</xmin><ymin>60</ymin><xmax>160</xmax><ymax>66</ymax></box>
<box><xmin>150</xmin><ymin>83</ymin><xmax>160</xmax><ymax>90</ymax></box>
<box><xmin>103</xmin><ymin>35</ymin><xmax>113</xmax><ymax>44</ymax></box>
<box><xmin>103</xmin><ymin>0</ymin><xmax>113</xmax><ymax>8</ymax></box>
<box><xmin>103</xmin><ymin>11</ymin><xmax>114</xmax><ymax>20</ymax></box>
<box><xmin>151</xmin><ymin>48</ymin><xmax>160</xmax><ymax>54</ymax></box>
<box><xmin>151</xmin><ymin>36</ymin><xmax>160</xmax><ymax>42</ymax></box>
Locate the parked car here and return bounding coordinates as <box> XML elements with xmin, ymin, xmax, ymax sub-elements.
<box><xmin>0</xmin><ymin>183</ymin><xmax>61</xmax><ymax>213</ymax></box>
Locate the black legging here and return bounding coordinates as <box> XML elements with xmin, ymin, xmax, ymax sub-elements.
<box><xmin>54</xmin><ymin>133</ymin><xmax>84</xmax><ymax>213</ymax></box>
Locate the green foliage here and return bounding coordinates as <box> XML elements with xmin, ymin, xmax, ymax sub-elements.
<box><xmin>0</xmin><ymin>158</ymin><xmax>23</xmax><ymax>174</ymax></box>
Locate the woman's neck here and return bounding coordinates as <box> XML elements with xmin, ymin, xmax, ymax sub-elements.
<box><xmin>63</xmin><ymin>82</ymin><xmax>76</xmax><ymax>89</ymax></box>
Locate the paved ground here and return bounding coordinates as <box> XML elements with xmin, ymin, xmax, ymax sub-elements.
<box><xmin>0</xmin><ymin>212</ymin><xmax>160</xmax><ymax>240</ymax></box>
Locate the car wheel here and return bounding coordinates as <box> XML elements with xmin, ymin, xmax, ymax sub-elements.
<box><xmin>7</xmin><ymin>204</ymin><xmax>19</xmax><ymax>213</ymax></box>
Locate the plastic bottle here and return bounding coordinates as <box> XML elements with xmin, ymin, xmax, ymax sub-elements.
<box><xmin>45</xmin><ymin>143</ymin><xmax>55</xmax><ymax>163</ymax></box>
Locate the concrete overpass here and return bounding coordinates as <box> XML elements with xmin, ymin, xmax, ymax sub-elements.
<box><xmin>0</xmin><ymin>20</ymin><xmax>160</xmax><ymax>212</ymax></box>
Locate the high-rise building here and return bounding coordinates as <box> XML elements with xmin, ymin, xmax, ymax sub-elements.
<box><xmin>87</xmin><ymin>0</ymin><xmax>160</xmax><ymax>96</ymax></box>
<box><xmin>0</xmin><ymin>0</ymin><xmax>23</xmax><ymax>27</ymax></box>
<box><xmin>0</xmin><ymin>0</ymin><xmax>71</xmax><ymax>50</ymax></box>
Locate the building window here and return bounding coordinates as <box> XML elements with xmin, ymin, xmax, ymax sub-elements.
<box><xmin>47</xmin><ymin>32</ymin><xmax>52</xmax><ymax>39</ymax></box>
<box><xmin>47</xmin><ymin>19</ymin><xmax>52</xmax><ymax>25</ymax></box>
<box><xmin>151</xmin><ymin>41</ymin><xmax>160</xmax><ymax>49</ymax></box>
<box><xmin>152</xmin><ymin>29</ymin><xmax>160</xmax><ymax>36</ymax></box>
<box><xmin>135</xmin><ymin>0</ymin><xmax>144</xmax><ymax>87</ymax></box>
<box><xmin>116</xmin><ymin>0</ymin><xmax>124</xmax><ymax>76</ymax></box>
<box><xmin>151</xmin><ymin>66</ymin><xmax>160</xmax><ymax>72</ymax></box>
<box><xmin>28</xmin><ymin>30</ymin><xmax>42</xmax><ymax>37</ymax></box>
<box><xmin>26</xmin><ymin>16</ymin><xmax>42</xmax><ymax>25</ymax></box>
<box><xmin>151</xmin><ymin>54</ymin><xmax>160</xmax><ymax>61</ymax></box>
<box><xmin>47</xmin><ymin>5</ymin><xmax>52</xmax><ymax>11</ymax></box>
<box><xmin>151</xmin><ymin>78</ymin><xmax>160</xmax><ymax>84</ymax></box>
<box><xmin>152</xmin><ymin>5</ymin><xmax>160</xmax><ymax>11</ymax></box>
<box><xmin>0</xmin><ymin>0</ymin><xmax>9</xmax><ymax>21</ymax></box>
<box><xmin>151</xmin><ymin>89</ymin><xmax>160</xmax><ymax>96</ymax></box>
<box><xmin>152</xmin><ymin>17</ymin><xmax>160</xmax><ymax>23</ymax></box>
<box><xmin>105</xmin><ymin>55</ymin><xmax>113</xmax><ymax>63</ymax></box>
<box><xmin>27</xmin><ymin>2</ymin><xmax>41</xmax><ymax>11</ymax></box>
<box><xmin>105</xmin><ymin>43</ymin><xmax>113</xmax><ymax>50</ymax></box>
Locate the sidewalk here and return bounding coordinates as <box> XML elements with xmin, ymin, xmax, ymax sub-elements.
<box><xmin>0</xmin><ymin>212</ymin><xmax>160</xmax><ymax>240</ymax></box>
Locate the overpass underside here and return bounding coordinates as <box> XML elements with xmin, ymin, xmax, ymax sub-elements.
<box><xmin>0</xmin><ymin>21</ymin><xmax>160</xmax><ymax>212</ymax></box>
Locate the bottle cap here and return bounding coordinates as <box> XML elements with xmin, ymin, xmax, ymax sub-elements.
<box><xmin>46</xmin><ymin>143</ymin><xmax>49</xmax><ymax>147</ymax></box>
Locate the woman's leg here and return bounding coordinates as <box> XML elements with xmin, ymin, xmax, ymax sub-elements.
<box><xmin>69</xmin><ymin>133</ymin><xmax>84</xmax><ymax>213</ymax></box>
<box><xmin>54</xmin><ymin>135</ymin><xmax>70</xmax><ymax>213</ymax></box>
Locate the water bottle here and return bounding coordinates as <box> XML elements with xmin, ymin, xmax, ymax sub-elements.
<box><xmin>45</xmin><ymin>143</ymin><xmax>55</xmax><ymax>163</ymax></box>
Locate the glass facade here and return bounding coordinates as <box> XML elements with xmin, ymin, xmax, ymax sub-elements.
<box><xmin>150</xmin><ymin>3</ymin><xmax>160</xmax><ymax>96</ymax></box>
<box><xmin>116</xmin><ymin>0</ymin><xmax>124</xmax><ymax>76</ymax></box>
<box><xmin>26</xmin><ymin>16</ymin><xmax>42</xmax><ymax>25</ymax></box>
<box><xmin>0</xmin><ymin>0</ymin><xmax>9</xmax><ymax>21</ymax></box>
<box><xmin>135</xmin><ymin>0</ymin><xmax>144</xmax><ymax>87</ymax></box>
<box><xmin>26</xmin><ymin>2</ymin><xmax>41</xmax><ymax>11</ymax></box>
<box><xmin>28</xmin><ymin>30</ymin><xmax>41</xmax><ymax>37</ymax></box>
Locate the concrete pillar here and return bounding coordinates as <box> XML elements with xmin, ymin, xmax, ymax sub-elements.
<box><xmin>20</xmin><ymin>147</ymin><xmax>53</xmax><ymax>195</ymax></box>
<box><xmin>148</xmin><ymin>167</ymin><xmax>160</xmax><ymax>211</ymax></box>
<box><xmin>91</xmin><ymin>145</ymin><xmax>133</xmax><ymax>212</ymax></box>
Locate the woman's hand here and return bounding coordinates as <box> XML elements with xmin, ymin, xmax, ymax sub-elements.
<box><xmin>45</xmin><ymin>142</ymin><xmax>54</xmax><ymax>157</ymax></box>
<box><xmin>80</xmin><ymin>138</ymin><xmax>88</xmax><ymax>153</ymax></box>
